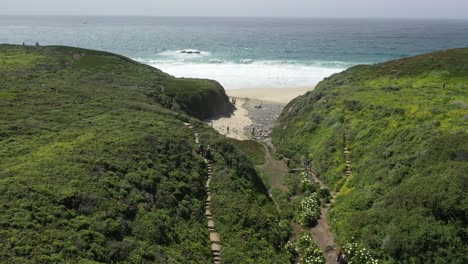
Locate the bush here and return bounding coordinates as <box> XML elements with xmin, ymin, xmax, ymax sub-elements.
<box><xmin>296</xmin><ymin>193</ymin><xmax>321</xmax><ymax>226</ymax></box>
<box><xmin>298</xmin><ymin>233</ymin><xmax>325</xmax><ymax>264</ymax></box>
<box><xmin>342</xmin><ymin>242</ymin><xmax>379</xmax><ymax>264</ymax></box>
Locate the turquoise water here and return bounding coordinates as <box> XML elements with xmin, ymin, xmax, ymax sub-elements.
<box><xmin>1</xmin><ymin>16</ymin><xmax>467</xmax><ymax>88</ymax></box>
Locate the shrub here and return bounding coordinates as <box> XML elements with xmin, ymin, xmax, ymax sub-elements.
<box><xmin>296</xmin><ymin>193</ymin><xmax>321</xmax><ymax>226</ymax></box>
<box><xmin>342</xmin><ymin>242</ymin><xmax>379</xmax><ymax>264</ymax></box>
<box><xmin>298</xmin><ymin>233</ymin><xmax>325</xmax><ymax>264</ymax></box>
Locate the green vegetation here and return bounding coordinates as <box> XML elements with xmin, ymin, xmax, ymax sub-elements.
<box><xmin>228</xmin><ymin>139</ymin><xmax>266</xmax><ymax>165</ymax></box>
<box><xmin>297</xmin><ymin>233</ymin><xmax>325</xmax><ymax>264</ymax></box>
<box><xmin>272</xmin><ymin>48</ymin><xmax>468</xmax><ymax>263</ymax></box>
<box><xmin>0</xmin><ymin>45</ymin><xmax>286</xmax><ymax>263</ymax></box>
<box><xmin>295</xmin><ymin>193</ymin><xmax>321</xmax><ymax>227</ymax></box>
<box><xmin>197</xmin><ymin>132</ymin><xmax>290</xmax><ymax>263</ymax></box>
<box><xmin>164</xmin><ymin>78</ymin><xmax>233</xmax><ymax>120</ymax></box>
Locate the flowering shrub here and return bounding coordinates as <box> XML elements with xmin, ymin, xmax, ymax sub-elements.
<box><xmin>296</xmin><ymin>193</ymin><xmax>321</xmax><ymax>226</ymax></box>
<box><xmin>318</xmin><ymin>186</ymin><xmax>330</xmax><ymax>198</ymax></box>
<box><xmin>284</xmin><ymin>240</ymin><xmax>297</xmax><ymax>262</ymax></box>
<box><xmin>298</xmin><ymin>234</ymin><xmax>325</xmax><ymax>264</ymax></box>
<box><xmin>299</xmin><ymin>172</ymin><xmax>317</xmax><ymax>193</ymax></box>
<box><xmin>342</xmin><ymin>242</ymin><xmax>379</xmax><ymax>264</ymax></box>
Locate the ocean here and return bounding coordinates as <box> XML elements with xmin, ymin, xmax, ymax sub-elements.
<box><xmin>1</xmin><ymin>16</ymin><xmax>467</xmax><ymax>89</ymax></box>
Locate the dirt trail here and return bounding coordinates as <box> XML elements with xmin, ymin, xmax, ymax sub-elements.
<box><xmin>308</xmin><ymin>127</ymin><xmax>351</xmax><ymax>263</ymax></box>
<box><xmin>310</xmin><ymin>190</ymin><xmax>336</xmax><ymax>263</ymax></box>
<box><xmin>184</xmin><ymin>123</ymin><xmax>221</xmax><ymax>264</ymax></box>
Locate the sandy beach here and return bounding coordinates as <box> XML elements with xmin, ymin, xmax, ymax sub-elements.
<box><xmin>208</xmin><ymin>87</ymin><xmax>313</xmax><ymax>141</ymax></box>
<box><xmin>226</xmin><ymin>87</ymin><xmax>312</xmax><ymax>104</ymax></box>
<box><xmin>207</xmin><ymin>98</ymin><xmax>252</xmax><ymax>140</ymax></box>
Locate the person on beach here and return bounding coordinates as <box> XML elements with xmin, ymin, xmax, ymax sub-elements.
<box><xmin>226</xmin><ymin>126</ymin><xmax>230</xmax><ymax>134</ymax></box>
<box><xmin>251</xmin><ymin>127</ymin><xmax>255</xmax><ymax>136</ymax></box>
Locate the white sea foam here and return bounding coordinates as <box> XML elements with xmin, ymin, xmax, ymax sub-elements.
<box><xmin>137</xmin><ymin>58</ymin><xmax>346</xmax><ymax>90</ymax></box>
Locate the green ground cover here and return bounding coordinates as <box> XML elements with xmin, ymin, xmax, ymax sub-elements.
<box><xmin>0</xmin><ymin>45</ymin><xmax>286</xmax><ymax>263</ymax></box>
<box><xmin>272</xmin><ymin>48</ymin><xmax>468</xmax><ymax>263</ymax></box>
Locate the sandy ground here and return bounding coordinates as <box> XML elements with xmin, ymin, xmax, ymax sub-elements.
<box><xmin>226</xmin><ymin>87</ymin><xmax>312</xmax><ymax>104</ymax></box>
<box><xmin>207</xmin><ymin>87</ymin><xmax>313</xmax><ymax>141</ymax></box>
<box><xmin>207</xmin><ymin>98</ymin><xmax>252</xmax><ymax>140</ymax></box>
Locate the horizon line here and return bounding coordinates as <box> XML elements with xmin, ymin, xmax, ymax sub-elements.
<box><xmin>0</xmin><ymin>14</ymin><xmax>467</xmax><ymax>21</ymax></box>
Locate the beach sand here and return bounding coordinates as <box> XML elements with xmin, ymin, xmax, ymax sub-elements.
<box><xmin>226</xmin><ymin>87</ymin><xmax>312</xmax><ymax>104</ymax></box>
<box><xmin>208</xmin><ymin>87</ymin><xmax>313</xmax><ymax>141</ymax></box>
<box><xmin>207</xmin><ymin>98</ymin><xmax>252</xmax><ymax>140</ymax></box>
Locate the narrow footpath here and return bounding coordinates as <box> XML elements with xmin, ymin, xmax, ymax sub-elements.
<box><xmin>184</xmin><ymin>123</ymin><xmax>221</xmax><ymax>264</ymax></box>
<box><xmin>307</xmin><ymin>167</ymin><xmax>337</xmax><ymax>264</ymax></box>
<box><xmin>306</xmin><ymin>127</ymin><xmax>352</xmax><ymax>263</ymax></box>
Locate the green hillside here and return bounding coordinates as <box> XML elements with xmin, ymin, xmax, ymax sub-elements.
<box><xmin>0</xmin><ymin>45</ymin><xmax>287</xmax><ymax>263</ymax></box>
<box><xmin>272</xmin><ymin>48</ymin><xmax>468</xmax><ymax>263</ymax></box>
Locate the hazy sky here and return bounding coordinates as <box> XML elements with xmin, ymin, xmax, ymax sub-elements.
<box><xmin>2</xmin><ymin>0</ymin><xmax>468</xmax><ymax>19</ymax></box>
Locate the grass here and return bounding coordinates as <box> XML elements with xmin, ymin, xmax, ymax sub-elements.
<box><xmin>272</xmin><ymin>47</ymin><xmax>468</xmax><ymax>263</ymax></box>
<box><xmin>228</xmin><ymin>139</ymin><xmax>266</xmax><ymax>165</ymax></box>
<box><xmin>0</xmin><ymin>44</ymin><xmax>287</xmax><ymax>263</ymax></box>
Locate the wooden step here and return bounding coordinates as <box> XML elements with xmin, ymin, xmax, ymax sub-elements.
<box><xmin>212</xmin><ymin>242</ymin><xmax>221</xmax><ymax>251</ymax></box>
<box><xmin>208</xmin><ymin>220</ymin><xmax>215</xmax><ymax>229</ymax></box>
<box><xmin>210</xmin><ymin>232</ymin><xmax>221</xmax><ymax>242</ymax></box>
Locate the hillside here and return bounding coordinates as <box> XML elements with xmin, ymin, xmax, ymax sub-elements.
<box><xmin>0</xmin><ymin>45</ymin><xmax>287</xmax><ymax>263</ymax></box>
<box><xmin>272</xmin><ymin>48</ymin><xmax>468</xmax><ymax>263</ymax></box>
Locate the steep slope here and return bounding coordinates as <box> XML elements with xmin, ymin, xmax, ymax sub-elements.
<box><xmin>0</xmin><ymin>45</ymin><xmax>285</xmax><ymax>263</ymax></box>
<box><xmin>272</xmin><ymin>48</ymin><xmax>468</xmax><ymax>263</ymax></box>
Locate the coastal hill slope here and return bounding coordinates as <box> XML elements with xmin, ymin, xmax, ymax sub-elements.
<box><xmin>272</xmin><ymin>48</ymin><xmax>468</xmax><ymax>263</ymax></box>
<box><xmin>0</xmin><ymin>45</ymin><xmax>288</xmax><ymax>263</ymax></box>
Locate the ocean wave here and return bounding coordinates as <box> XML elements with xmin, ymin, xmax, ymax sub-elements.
<box><xmin>136</xmin><ymin>58</ymin><xmax>348</xmax><ymax>89</ymax></box>
<box><xmin>240</xmin><ymin>59</ymin><xmax>253</xmax><ymax>64</ymax></box>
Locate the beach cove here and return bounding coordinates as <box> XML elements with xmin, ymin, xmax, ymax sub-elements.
<box><xmin>208</xmin><ymin>87</ymin><xmax>312</xmax><ymax>141</ymax></box>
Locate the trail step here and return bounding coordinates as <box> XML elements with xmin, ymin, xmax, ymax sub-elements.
<box><xmin>211</xmin><ymin>243</ymin><xmax>221</xmax><ymax>252</ymax></box>
<box><xmin>210</xmin><ymin>232</ymin><xmax>221</xmax><ymax>242</ymax></box>
<box><xmin>208</xmin><ymin>220</ymin><xmax>215</xmax><ymax>229</ymax></box>
<box><xmin>186</xmin><ymin>123</ymin><xmax>221</xmax><ymax>264</ymax></box>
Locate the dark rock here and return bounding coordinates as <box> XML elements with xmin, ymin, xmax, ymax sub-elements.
<box><xmin>181</xmin><ymin>50</ymin><xmax>201</xmax><ymax>55</ymax></box>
